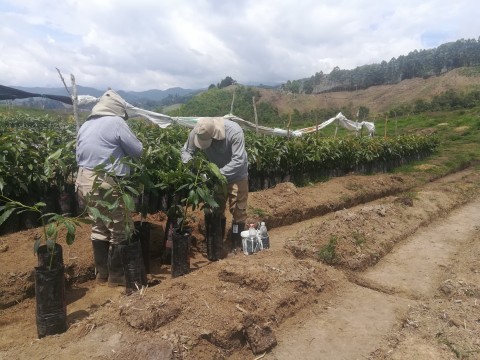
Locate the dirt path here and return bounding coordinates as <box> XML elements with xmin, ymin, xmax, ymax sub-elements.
<box><xmin>265</xmin><ymin>197</ymin><xmax>480</xmax><ymax>360</ymax></box>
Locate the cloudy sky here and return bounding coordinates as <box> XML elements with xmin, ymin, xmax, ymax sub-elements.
<box><xmin>0</xmin><ymin>0</ymin><xmax>478</xmax><ymax>91</ymax></box>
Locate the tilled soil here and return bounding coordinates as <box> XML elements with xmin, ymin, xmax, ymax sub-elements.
<box><xmin>1</xmin><ymin>168</ymin><xmax>479</xmax><ymax>359</ymax></box>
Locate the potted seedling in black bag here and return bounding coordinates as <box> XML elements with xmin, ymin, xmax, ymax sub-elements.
<box><xmin>86</xmin><ymin>158</ymin><xmax>153</xmax><ymax>294</ymax></box>
<box><xmin>168</xmin><ymin>157</ymin><xmax>227</xmax><ymax>277</ymax></box>
<box><xmin>0</xmin><ymin>193</ymin><xmax>90</xmax><ymax>338</ymax></box>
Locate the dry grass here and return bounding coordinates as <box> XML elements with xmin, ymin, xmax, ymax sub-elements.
<box><xmin>257</xmin><ymin>68</ymin><xmax>480</xmax><ymax>116</ymax></box>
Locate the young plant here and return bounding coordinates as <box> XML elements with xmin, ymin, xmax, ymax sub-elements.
<box><xmin>169</xmin><ymin>157</ymin><xmax>227</xmax><ymax>231</ymax></box>
<box><xmin>0</xmin><ymin>194</ymin><xmax>91</xmax><ymax>270</ymax></box>
<box><xmin>85</xmin><ymin>157</ymin><xmax>147</xmax><ymax>243</ymax></box>
<box><xmin>44</xmin><ymin>138</ymin><xmax>77</xmax><ymax>194</ymax></box>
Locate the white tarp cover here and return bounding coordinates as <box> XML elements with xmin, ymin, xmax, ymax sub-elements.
<box><xmin>78</xmin><ymin>95</ymin><xmax>375</xmax><ymax>137</ymax></box>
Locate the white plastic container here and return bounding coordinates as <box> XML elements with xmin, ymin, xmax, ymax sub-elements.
<box><xmin>259</xmin><ymin>222</ymin><xmax>269</xmax><ymax>249</ymax></box>
<box><xmin>241</xmin><ymin>227</ymin><xmax>262</xmax><ymax>255</ymax></box>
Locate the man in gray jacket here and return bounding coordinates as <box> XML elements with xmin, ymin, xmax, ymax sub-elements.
<box><xmin>181</xmin><ymin>117</ymin><xmax>248</xmax><ymax>258</ymax></box>
<box><xmin>76</xmin><ymin>90</ymin><xmax>143</xmax><ymax>286</ymax></box>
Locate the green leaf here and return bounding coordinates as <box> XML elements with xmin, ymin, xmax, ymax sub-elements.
<box><xmin>125</xmin><ymin>221</ymin><xmax>133</xmax><ymax>240</ymax></box>
<box><xmin>47</xmin><ymin>148</ymin><xmax>63</xmax><ymax>161</ymax></box>
<box><xmin>125</xmin><ymin>186</ymin><xmax>140</xmax><ymax>196</ymax></box>
<box><xmin>208</xmin><ymin>162</ymin><xmax>227</xmax><ymax>184</ymax></box>
<box><xmin>46</xmin><ymin>223</ymin><xmax>57</xmax><ymax>240</ymax></box>
<box><xmin>103</xmin><ymin>188</ymin><xmax>114</xmax><ymax>199</ymax></box>
<box><xmin>33</xmin><ymin>237</ymin><xmax>41</xmax><ymax>254</ymax></box>
<box><xmin>177</xmin><ymin>183</ymin><xmax>189</xmax><ymax>192</ymax></box>
<box><xmin>203</xmin><ymin>193</ymin><xmax>219</xmax><ymax>209</ymax></box>
<box><xmin>88</xmin><ymin>206</ymin><xmax>112</xmax><ymax>224</ymax></box>
<box><xmin>122</xmin><ymin>194</ymin><xmax>135</xmax><ymax>212</ymax></box>
<box><xmin>93</xmin><ymin>200</ymin><xmax>113</xmax><ymax>208</ymax></box>
<box><xmin>188</xmin><ymin>191</ymin><xmax>199</xmax><ymax>207</ymax></box>
<box><xmin>107</xmin><ymin>199</ymin><xmax>119</xmax><ymax>211</ymax></box>
<box><xmin>196</xmin><ymin>187</ymin><xmax>207</xmax><ymax>201</ymax></box>
<box><xmin>41</xmin><ymin>212</ymin><xmax>57</xmax><ymax>219</ymax></box>
<box><xmin>65</xmin><ymin>223</ymin><xmax>76</xmax><ymax>245</ymax></box>
<box><xmin>88</xmin><ymin>207</ymin><xmax>102</xmax><ymax>221</ymax></box>
<box><xmin>0</xmin><ymin>208</ymin><xmax>15</xmax><ymax>227</ymax></box>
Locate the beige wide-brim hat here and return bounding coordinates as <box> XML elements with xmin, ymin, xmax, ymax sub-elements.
<box><xmin>193</xmin><ymin>117</ymin><xmax>226</xmax><ymax>149</ymax></box>
<box><xmin>88</xmin><ymin>90</ymin><xmax>128</xmax><ymax>119</ymax></box>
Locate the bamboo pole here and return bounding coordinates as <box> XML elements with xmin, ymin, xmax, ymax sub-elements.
<box><xmin>71</xmin><ymin>74</ymin><xmax>79</xmax><ymax>134</ymax></box>
<box><xmin>253</xmin><ymin>96</ymin><xmax>258</xmax><ymax>135</ymax></box>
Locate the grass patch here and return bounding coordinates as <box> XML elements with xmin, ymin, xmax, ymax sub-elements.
<box><xmin>318</xmin><ymin>236</ymin><xmax>338</xmax><ymax>264</ymax></box>
<box><xmin>352</xmin><ymin>231</ymin><xmax>366</xmax><ymax>246</ymax></box>
<box><xmin>249</xmin><ymin>207</ymin><xmax>267</xmax><ymax>217</ymax></box>
<box><xmin>402</xmin><ymin>191</ymin><xmax>418</xmax><ymax>201</ymax></box>
<box><xmin>436</xmin><ymin>334</ymin><xmax>462</xmax><ymax>359</ymax></box>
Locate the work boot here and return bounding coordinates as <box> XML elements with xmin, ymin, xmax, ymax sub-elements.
<box><xmin>230</xmin><ymin>222</ymin><xmax>245</xmax><ymax>253</ymax></box>
<box><xmin>107</xmin><ymin>244</ymin><xmax>126</xmax><ymax>287</ymax></box>
<box><xmin>91</xmin><ymin>240</ymin><xmax>109</xmax><ymax>284</ymax></box>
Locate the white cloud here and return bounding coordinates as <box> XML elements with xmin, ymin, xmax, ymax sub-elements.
<box><xmin>0</xmin><ymin>0</ymin><xmax>478</xmax><ymax>91</ymax></box>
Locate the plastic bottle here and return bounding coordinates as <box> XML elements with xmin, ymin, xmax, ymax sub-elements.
<box><xmin>245</xmin><ymin>223</ymin><xmax>257</xmax><ymax>254</ymax></box>
<box><xmin>259</xmin><ymin>222</ymin><xmax>270</xmax><ymax>249</ymax></box>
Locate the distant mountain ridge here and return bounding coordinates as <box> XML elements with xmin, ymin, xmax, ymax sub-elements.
<box><xmin>13</xmin><ymin>85</ymin><xmax>198</xmax><ymax>108</ymax></box>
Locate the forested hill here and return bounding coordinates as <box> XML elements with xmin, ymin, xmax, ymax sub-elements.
<box><xmin>282</xmin><ymin>38</ymin><xmax>480</xmax><ymax>94</ymax></box>
<box><xmin>167</xmin><ymin>67</ymin><xmax>480</xmax><ymax>129</ymax></box>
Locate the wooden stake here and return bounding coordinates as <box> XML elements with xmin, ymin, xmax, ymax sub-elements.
<box><xmin>56</xmin><ymin>68</ymin><xmax>80</xmax><ymax>133</ymax></box>
<box><xmin>71</xmin><ymin>74</ymin><xmax>80</xmax><ymax>134</ymax></box>
<box><xmin>55</xmin><ymin>68</ymin><xmax>71</xmax><ymax>96</ymax></box>
<box><xmin>384</xmin><ymin>115</ymin><xmax>388</xmax><ymax>139</ymax></box>
<box><xmin>394</xmin><ymin>111</ymin><xmax>398</xmax><ymax>136</ymax></box>
<box><xmin>230</xmin><ymin>89</ymin><xmax>235</xmax><ymax>114</ymax></box>
<box><xmin>355</xmin><ymin>108</ymin><xmax>359</xmax><ymax>137</ymax></box>
<box><xmin>287</xmin><ymin>113</ymin><xmax>292</xmax><ymax>138</ymax></box>
<box><xmin>253</xmin><ymin>96</ymin><xmax>258</xmax><ymax>135</ymax></box>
